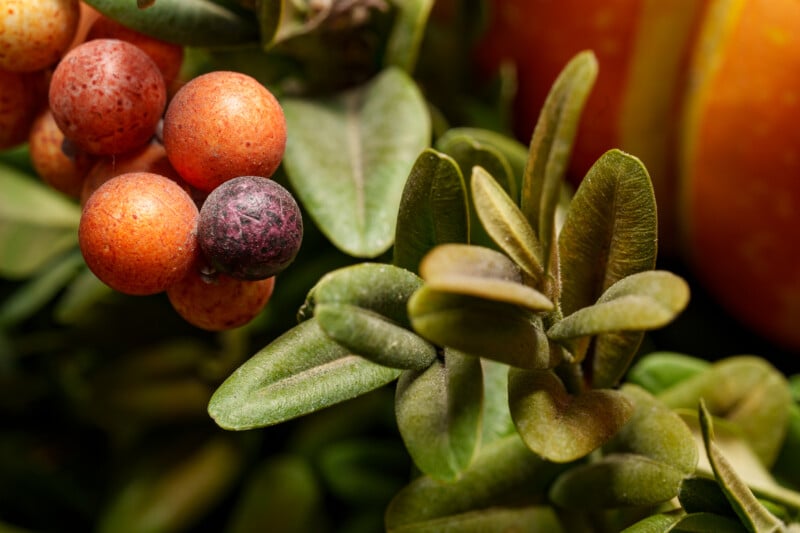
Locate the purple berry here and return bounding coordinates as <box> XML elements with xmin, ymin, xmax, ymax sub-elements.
<box><xmin>198</xmin><ymin>176</ymin><xmax>303</xmax><ymax>280</ymax></box>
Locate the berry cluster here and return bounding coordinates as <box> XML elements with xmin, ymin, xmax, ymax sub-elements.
<box><xmin>2</xmin><ymin>1</ymin><xmax>303</xmax><ymax>331</ymax></box>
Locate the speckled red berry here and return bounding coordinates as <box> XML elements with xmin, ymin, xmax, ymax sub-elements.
<box><xmin>49</xmin><ymin>38</ymin><xmax>166</xmax><ymax>155</ymax></box>
<box><xmin>198</xmin><ymin>176</ymin><xmax>303</xmax><ymax>280</ymax></box>
<box><xmin>163</xmin><ymin>71</ymin><xmax>286</xmax><ymax>192</ymax></box>
<box><xmin>0</xmin><ymin>68</ymin><xmax>47</xmax><ymax>150</ymax></box>
<box><xmin>0</xmin><ymin>0</ymin><xmax>80</xmax><ymax>72</ymax></box>
<box><xmin>79</xmin><ymin>172</ymin><xmax>199</xmax><ymax>295</ymax></box>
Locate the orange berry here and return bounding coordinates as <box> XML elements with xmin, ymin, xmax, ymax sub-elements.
<box><xmin>167</xmin><ymin>268</ymin><xmax>275</xmax><ymax>331</ymax></box>
<box><xmin>0</xmin><ymin>0</ymin><xmax>80</xmax><ymax>72</ymax></box>
<box><xmin>79</xmin><ymin>172</ymin><xmax>199</xmax><ymax>295</ymax></box>
<box><xmin>163</xmin><ymin>71</ymin><xmax>286</xmax><ymax>192</ymax></box>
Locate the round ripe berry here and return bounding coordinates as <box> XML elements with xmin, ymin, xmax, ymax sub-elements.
<box><xmin>29</xmin><ymin>108</ymin><xmax>96</xmax><ymax>198</ymax></box>
<box><xmin>79</xmin><ymin>172</ymin><xmax>199</xmax><ymax>295</ymax></box>
<box><xmin>0</xmin><ymin>68</ymin><xmax>47</xmax><ymax>150</ymax></box>
<box><xmin>86</xmin><ymin>15</ymin><xmax>184</xmax><ymax>87</ymax></box>
<box><xmin>163</xmin><ymin>71</ymin><xmax>286</xmax><ymax>192</ymax></box>
<box><xmin>49</xmin><ymin>38</ymin><xmax>166</xmax><ymax>155</ymax></box>
<box><xmin>167</xmin><ymin>268</ymin><xmax>275</xmax><ymax>331</ymax></box>
<box><xmin>198</xmin><ymin>176</ymin><xmax>303</xmax><ymax>280</ymax></box>
<box><xmin>0</xmin><ymin>0</ymin><xmax>80</xmax><ymax>72</ymax></box>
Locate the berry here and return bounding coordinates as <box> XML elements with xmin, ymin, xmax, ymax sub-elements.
<box><xmin>0</xmin><ymin>68</ymin><xmax>47</xmax><ymax>150</ymax></box>
<box><xmin>0</xmin><ymin>0</ymin><xmax>80</xmax><ymax>72</ymax></box>
<box><xmin>198</xmin><ymin>176</ymin><xmax>303</xmax><ymax>280</ymax></box>
<box><xmin>163</xmin><ymin>71</ymin><xmax>286</xmax><ymax>192</ymax></box>
<box><xmin>79</xmin><ymin>172</ymin><xmax>199</xmax><ymax>295</ymax></box>
<box><xmin>49</xmin><ymin>38</ymin><xmax>167</xmax><ymax>155</ymax></box>
<box><xmin>167</xmin><ymin>267</ymin><xmax>275</xmax><ymax>331</ymax></box>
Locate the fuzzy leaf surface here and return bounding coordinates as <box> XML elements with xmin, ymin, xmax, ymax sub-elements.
<box><xmin>508</xmin><ymin>368</ymin><xmax>634</xmax><ymax>462</ymax></box>
<box><xmin>395</xmin><ymin>349</ymin><xmax>483</xmax><ymax>481</ymax></box>
<box><xmin>393</xmin><ymin>149</ymin><xmax>469</xmax><ymax>274</ymax></box>
<box><xmin>282</xmin><ymin>68</ymin><xmax>430</xmax><ymax>257</ymax></box>
<box><xmin>208</xmin><ymin>319</ymin><xmax>401</xmax><ymax>430</ymax></box>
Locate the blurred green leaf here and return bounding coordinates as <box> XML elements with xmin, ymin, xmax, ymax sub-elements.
<box><xmin>698</xmin><ymin>400</ymin><xmax>786</xmax><ymax>533</ymax></box>
<box><xmin>85</xmin><ymin>0</ymin><xmax>259</xmax><ymax>46</ymax></box>
<box><xmin>386</xmin><ymin>506</ymin><xmax>564</xmax><ymax>533</ymax></box>
<box><xmin>508</xmin><ymin>367</ymin><xmax>634</xmax><ymax>463</ymax></box>
<box><xmin>773</xmin><ymin>404</ymin><xmax>800</xmax><ymax>490</ymax></box>
<box><xmin>52</xmin><ymin>264</ymin><xmax>115</xmax><ymax>325</ymax></box>
<box><xmin>254</xmin><ymin>0</ymin><xmax>281</xmax><ymax>48</ymax></box>
<box><xmin>479</xmin><ymin>359</ymin><xmax>516</xmax><ymax>446</ymax></box>
<box><xmin>409</xmin><ymin>286</ymin><xmax>557</xmax><ymax>369</ymax></box>
<box><xmin>315</xmin><ymin>303</ymin><xmax>437</xmax><ymax>370</ymax></box>
<box><xmin>520</xmin><ymin>50</ymin><xmax>598</xmax><ymax>270</ymax></box>
<box><xmin>384</xmin><ymin>0</ymin><xmax>434</xmax><ymax>72</ymax></box>
<box><xmin>673</xmin><ymin>513</ymin><xmax>749</xmax><ymax>533</ymax></box>
<box><xmin>626</xmin><ymin>352</ymin><xmax>711</xmax><ymax>396</ymax></box>
<box><xmin>0</xmin><ymin>163</ymin><xmax>80</xmax><ymax>279</ymax></box>
<box><xmin>282</xmin><ymin>67</ymin><xmax>431</xmax><ymax>257</ymax></box>
<box><xmin>225</xmin><ymin>455</ymin><xmax>328</xmax><ymax>533</ymax></box>
<box><xmin>395</xmin><ymin>349</ymin><xmax>482</xmax><ymax>481</ymax></box>
<box><xmin>549</xmin><ymin>453</ymin><xmax>687</xmax><ymax>510</ymax></box>
<box><xmin>208</xmin><ymin>318</ymin><xmax>401</xmax><ymax>430</ymax></box>
<box><xmin>393</xmin><ymin>149</ymin><xmax>469</xmax><ymax>274</ymax></box>
<box><xmin>659</xmin><ymin>356</ymin><xmax>791</xmax><ymax>468</ymax></box>
<box><xmin>385</xmin><ymin>433</ymin><xmax>565</xmax><ymax>530</ymax></box>
<box><xmin>619</xmin><ymin>512</ymin><xmax>683</xmax><ymax>533</ymax></box>
<box><xmin>419</xmin><ymin>244</ymin><xmax>552</xmax><ymax>311</ymax></box>
<box><xmin>549</xmin><ymin>271</ymin><xmax>689</xmax><ymax>340</ymax></box>
<box><xmin>471</xmin><ymin>167</ymin><xmax>544</xmax><ymax>282</ymax></box>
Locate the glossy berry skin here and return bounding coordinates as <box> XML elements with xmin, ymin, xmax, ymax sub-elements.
<box><xmin>49</xmin><ymin>38</ymin><xmax>166</xmax><ymax>155</ymax></box>
<box><xmin>79</xmin><ymin>172</ymin><xmax>199</xmax><ymax>295</ymax></box>
<box><xmin>198</xmin><ymin>176</ymin><xmax>302</xmax><ymax>280</ymax></box>
<box><xmin>0</xmin><ymin>0</ymin><xmax>80</xmax><ymax>72</ymax></box>
<box><xmin>163</xmin><ymin>71</ymin><xmax>286</xmax><ymax>192</ymax></box>
<box><xmin>167</xmin><ymin>268</ymin><xmax>275</xmax><ymax>331</ymax></box>
<box><xmin>0</xmin><ymin>68</ymin><xmax>47</xmax><ymax>150</ymax></box>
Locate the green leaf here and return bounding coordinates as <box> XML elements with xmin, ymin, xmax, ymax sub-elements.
<box><xmin>480</xmin><ymin>359</ymin><xmax>516</xmax><ymax>446</ymax></box>
<box><xmin>508</xmin><ymin>368</ymin><xmax>634</xmax><ymax>463</ymax></box>
<box><xmin>84</xmin><ymin>0</ymin><xmax>259</xmax><ymax>46</ymax></box>
<box><xmin>549</xmin><ymin>453</ymin><xmax>687</xmax><ymax>510</ymax></box>
<box><xmin>619</xmin><ymin>512</ymin><xmax>683</xmax><ymax>533</ymax></box>
<box><xmin>386</xmin><ymin>506</ymin><xmax>564</xmax><ymax>533</ymax></box>
<box><xmin>672</xmin><ymin>513</ymin><xmax>749</xmax><ymax>533</ymax></box>
<box><xmin>408</xmin><ymin>286</ymin><xmax>557</xmax><ymax>369</ymax></box>
<box><xmin>520</xmin><ymin>50</ymin><xmax>598</xmax><ymax>269</ymax></box>
<box><xmin>609</xmin><ymin>384</ymin><xmax>698</xmax><ymax>476</ymax></box>
<box><xmin>659</xmin><ymin>356</ymin><xmax>791</xmax><ymax>468</ymax></box>
<box><xmin>558</xmin><ymin>149</ymin><xmax>658</xmax><ymax>318</ymax></box>
<box><xmin>393</xmin><ymin>149</ymin><xmax>469</xmax><ymax>273</ymax></box>
<box><xmin>0</xmin><ymin>164</ymin><xmax>80</xmax><ymax>279</ymax></box>
<box><xmin>626</xmin><ymin>352</ymin><xmax>712</xmax><ymax>396</ymax></box>
<box><xmin>282</xmin><ymin>67</ymin><xmax>431</xmax><ymax>257</ymax></box>
<box><xmin>679</xmin><ymin>476</ymin><xmax>738</xmax><ymax>517</ymax></box>
<box><xmin>0</xmin><ymin>249</ymin><xmax>84</xmax><ymax>328</ymax></box>
<box><xmin>52</xmin><ymin>265</ymin><xmax>115</xmax><ymax>325</ymax></box>
<box><xmin>208</xmin><ymin>319</ymin><xmax>402</xmax><ymax>430</ymax></box>
<box><xmin>549</xmin><ymin>271</ymin><xmax>689</xmax><ymax>340</ymax></box>
<box><xmin>471</xmin><ymin>167</ymin><xmax>545</xmax><ymax>282</ymax></box>
<box><xmin>315</xmin><ymin>303</ymin><xmax>437</xmax><ymax>370</ymax></box>
<box><xmin>254</xmin><ymin>0</ymin><xmax>282</xmax><ymax>48</ymax></box>
<box><xmin>419</xmin><ymin>244</ymin><xmax>552</xmax><ymax>311</ymax></box>
<box><xmin>395</xmin><ymin>349</ymin><xmax>483</xmax><ymax>481</ymax></box>
<box><xmin>698</xmin><ymin>400</ymin><xmax>786</xmax><ymax>533</ymax></box>
<box><xmin>385</xmin><ymin>433</ymin><xmax>566</xmax><ymax>530</ymax></box>
<box><xmin>384</xmin><ymin>0</ymin><xmax>435</xmax><ymax>72</ymax></box>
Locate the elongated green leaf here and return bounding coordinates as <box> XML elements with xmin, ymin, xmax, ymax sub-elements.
<box><xmin>208</xmin><ymin>319</ymin><xmax>402</xmax><ymax>430</ymax></box>
<box><xmin>548</xmin><ymin>271</ymin><xmax>689</xmax><ymax>339</ymax></box>
<box><xmin>558</xmin><ymin>149</ymin><xmax>658</xmax><ymax>317</ymax></box>
<box><xmin>549</xmin><ymin>453</ymin><xmax>686</xmax><ymax>510</ymax></box>
<box><xmin>315</xmin><ymin>303</ymin><xmax>437</xmax><ymax>370</ymax></box>
<box><xmin>679</xmin><ymin>476</ymin><xmax>738</xmax><ymax>517</ymax></box>
<box><xmin>384</xmin><ymin>0</ymin><xmax>435</xmax><ymax>72</ymax></box>
<box><xmin>53</xmin><ymin>265</ymin><xmax>115</xmax><ymax>325</ymax></box>
<box><xmin>0</xmin><ymin>164</ymin><xmax>80</xmax><ymax>279</ymax></box>
<box><xmin>255</xmin><ymin>0</ymin><xmax>282</xmax><ymax>48</ymax></box>
<box><xmin>282</xmin><ymin>68</ymin><xmax>431</xmax><ymax>257</ymax></box>
<box><xmin>395</xmin><ymin>349</ymin><xmax>482</xmax><ymax>481</ymax></box>
<box><xmin>520</xmin><ymin>50</ymin><xmax>598</xmax><ymax>270</ymax></box>
<box><xmin>508</xmin><ymin>368</ymin><xmax>634</xmax><ymax>463</ymax></box>
<box><xmin>393</xmin><ymin>149</ymin><xmax>469</xmax><ymax>273</ymax></box>
<box><xmin>0</xmin><ymin>249</ymin><xmax>83</xmax><ymax>328</ymax></box>
<box><xmin>471</xmin><ymin>167</ymin><xmax>544</xmax><ymax>282</ymax></box>
<box><xmin>659</xmin><ymin>356</ymin><xmax>791</xmax><ymax>468</ymax></box>
<box><xmin>302</xmin><ymin>262</ymin><xmax>423</xmax><ymax>327</ymax></box>
<box><xmin>480</xmin><ymin>359</ymin><xmax>516</xmax><ymax>446</ymax></box>
<box><xmin>699</xmin><ymin>401</ymin><xmax>786</xmax><ymax>533</ymax></box>
<box><xmin>408</xmin><ymin>286</ymin><xmax>557</xmax><ymax>369</ymax></box>
<box><xmin>626</xmin><ymin>352</ymin><xmax>712</xmax><ymax>396</ymax></box>
<box><xmin>606</xmin><ymin>385</ymin><xmax>698</xmax><ymax>475</ymax></box>
<box><xmin>85</xmin><ymin>0</ymin><xmax>259</xmax><ymax>46</ymax></box>
<box><xmin>419</xmin><ymin>244</ymin><xmax>552</xmax><ymax>311</ymax></box>
<box><xmin>620</xmin><ymin>512</ymin><xmax>683</xmax><ymax>533</ymax></box>
<box><xmin>387</xmin><ymin>506</ymin><xmax>564</xmax><ymax>533</ymax></box>
<box><xmin>385</xmin><ymin>434</ymin><xmax>566</xmax><ymax>530</ymax></box>
<box><xmin>673</xmin><ymin>513</ymin><xmax>749</xmax><ymax>533</ymax></box>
